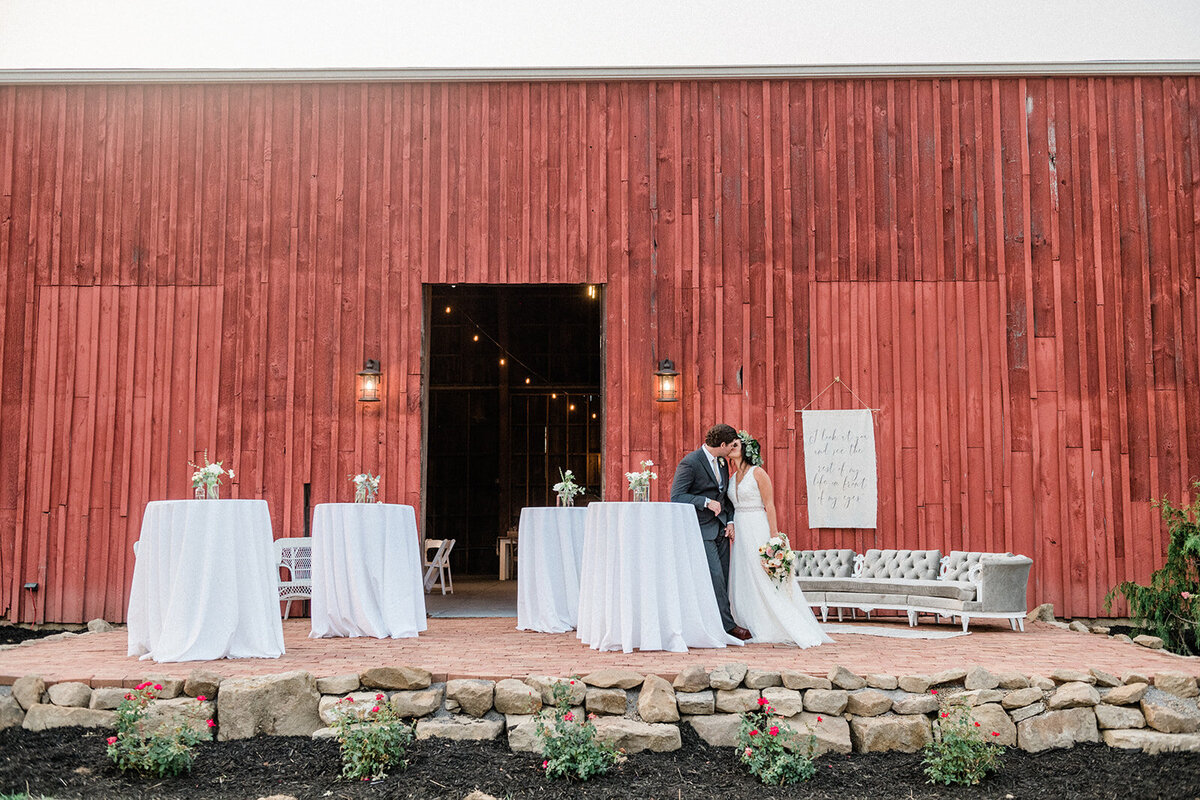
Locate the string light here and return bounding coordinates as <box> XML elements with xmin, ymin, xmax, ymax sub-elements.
<box><xmin>448</xmin><ymin>302</ymin><xmax>602</xmax><ymax>411</ymax></box>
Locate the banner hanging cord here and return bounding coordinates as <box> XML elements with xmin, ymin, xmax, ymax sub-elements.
<box><xmin>797</xmin><ymin>376</ymin><xmax>880</xmax><ymax>412</ymax></box>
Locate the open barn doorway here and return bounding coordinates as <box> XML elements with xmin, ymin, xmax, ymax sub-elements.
<box><xmin>423</xmin><ymin>284</ymin><xmax>603</xmax><ymax>613</ymax></box>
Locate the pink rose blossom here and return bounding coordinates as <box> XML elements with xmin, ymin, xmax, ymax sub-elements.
<box><xmin>749</xmin><ymin>729</ymin><xmax>759</xmax><ymax>737</ymax></box>
<box><xmin>757</xmin><ymin>697</ymin><xmax>769</xmax><ymax>706</ymax></box>
<box><xmin>107</xmin><ymin>736</ymin><xmax>117</xmax><ymax>745</ymax></box>
<box><xmin>196</xmin><ymin>695</ymin><xmax>206</xmax><ymax>702</ymax></box>
<box><xmin>817</xmin><ymin>716</ymin><xmax>823</xmax><ymax>722</ymax></box>
<box><xmin>768</xmin><ymin>726</ymin><xmax>780</xmax><ymax>737</ymax></box>
<box><xmin>376</xmin><ymin>693</ymin><xmax>385</xmax><ymax>701</ymax></box>
<box><xmin>1183</xmin><ymin>591</ymin><xmax>1193</xmax><ymax>600</ymax></box>
<box><xmin>744</xmin><ymin>747</ymin><xmax>753</xmax><ymax>758</ymax></box>
<box><xmin>564</xmin><ymin>712</ymin><xmax>574</xmax><ymax>722</ymax></box>
<box><xmin>206</xmin><ymin>719</ymin><xmax>215</xmax><ymax>728</ymax></box>
<box><xmin>542</xmin><ymin>760</ymin><xmax>549</xmax><ymax>769</ymax></box>
<box><xmin>154</xmin><ymin>684</ymin><xmax>163</xmax><ymax>691</ymax></box>
<box><xmin>974</xmin><ymin>721</ymin><xmax>981</xmax><ymax>727</ymax></box>
<box><xmin>930</xmin><ymin>689</ymin><xmax>938</xmax><ymax>694</ymax></box>
<box><xmin>372</xmin><ymin>705</ymin><xmax>380</xmax><ymax>713</ymax></box>
<box><xmin>992</xmin><ymin>731</ymin><xmax>1000</xmax><ymax>737</ymax></box>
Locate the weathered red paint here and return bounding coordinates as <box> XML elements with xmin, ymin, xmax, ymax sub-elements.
<box><xmin>0</xmin><ymin>77</ymin><xmax>1197</xmax><ymax>622</ymax></box>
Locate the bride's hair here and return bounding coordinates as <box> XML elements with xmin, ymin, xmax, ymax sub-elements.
<box><xmin>736</xmin><ymin>430</ymin><xmax>763</xmax><ymax>466</ymax></box>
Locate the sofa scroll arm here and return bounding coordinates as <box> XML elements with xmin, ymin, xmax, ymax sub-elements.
<box><xmin>977</xmin><ymin>554</ymin><xmax>1033</xmax><ymax>613</ymax></box>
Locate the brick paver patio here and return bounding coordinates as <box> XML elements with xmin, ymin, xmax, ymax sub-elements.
<box><xmin>2</xmin><ymin>618</ymin><xmax>1196</xmax><ymax>688</ymax></box>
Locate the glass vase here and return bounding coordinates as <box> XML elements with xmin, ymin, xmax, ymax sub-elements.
<box><xmin>632</xmin><ymin>485</ymin><xmax>650</xmax><ymax>502</ymax></box>
<box><xmin>207</xmin><ymin>483</ymin><xmax>220</xmax><ymax>500</ymax></box>
<box><xmin>194</xmin><ymin>484</ymin><xmax>206</xmax><ymax>501</ymax></box>
<box><xmin>354</xmin><ymin>487</ymin><xmax>367</xmax><ymax>503</ymax></box>
<box><xmin>557</xmin><ymin>493</ymin><xmax>574</xmax><ymax>508</ymax></box>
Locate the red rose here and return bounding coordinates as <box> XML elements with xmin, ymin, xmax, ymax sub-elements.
<box><xmin>196</xmin><ymin>695</ymin><xmax>207</xmax><ymax>702</ymax></box>
<box><xmin>749</xmin><ymin>729</ymin><xmax>759</xmax><ymax>737</ymax></box>
<box><xmin>769</xmin><ymin>726</ymin><xmax>780</xmax><ymax>737</ymax></box>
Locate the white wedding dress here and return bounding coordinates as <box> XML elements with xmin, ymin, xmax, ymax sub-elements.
<box><xmin>728</xmin><ymin>466</ymin><xmax>832</xmax><ymax>647</ymax></box>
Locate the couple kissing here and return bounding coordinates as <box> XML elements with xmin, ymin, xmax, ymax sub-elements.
<box><xmin>670</xmin><ymin>424</ymin><xmax>831</xmax><ymax>648</ymax></box>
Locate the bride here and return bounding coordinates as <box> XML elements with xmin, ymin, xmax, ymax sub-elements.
<box><xmin>727</xmin><ymin>431</ymin><xmax>832</xmax><ymax>647</ymax></box>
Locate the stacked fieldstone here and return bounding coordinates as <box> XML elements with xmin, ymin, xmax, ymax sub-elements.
<box><xmin>3</xmin><ymin>664</ymin><xmax>1198</xmax><ymax>755</ymax></box>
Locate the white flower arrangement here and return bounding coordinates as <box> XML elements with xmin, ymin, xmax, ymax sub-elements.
<box><xmin>188</xmin><ymin>451</ymin><xmax>234</xmax><ymax>500</ymax></box>
<box><xmin>552</xmin><ymin>468</ymin><xmax>585</xmax><ymax>507</ymax></box>
<box><xmin>758</xmin><ymin>534</ymin><xmax>796</xmax><ymax>586</ymax></box>
<box><xmin>625</xmin><ymin>460</ymin><xmax>657</xmax><ymax>498</ymax></box>
<box><xmin>350</xmin><ymin>472</ymin><xmax>381</xmax><ymax>503</ymax></box>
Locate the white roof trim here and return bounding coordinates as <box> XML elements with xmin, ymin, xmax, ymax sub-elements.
<box><xmin>2</xmin><ymin>61</ymin><xmax>1197</xmax><ymax>85</ymax></box>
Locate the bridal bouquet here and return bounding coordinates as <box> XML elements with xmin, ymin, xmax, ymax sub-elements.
<box><xmin>349</xmin><ymin>472</ymin><xmax>381</xmax><ymax>503</ymax></box>
<box><xmin>758</xmin><ymin>535</ymin><xmax>795</xmax><ymax>586</ymax></box>
<box><xmin>625</xmin><ymin>460</ymin><xmax>657</xmax><ymax>501</ymax></box>
<box><xmin>552</xmin><ymin>468</ymin><xmax>584</xmax><ymax>507</ymax></box>
<box><xmin>189</xmin><ymin>451</ymin><xmax>233</xmax><ymax>500</ymax></box>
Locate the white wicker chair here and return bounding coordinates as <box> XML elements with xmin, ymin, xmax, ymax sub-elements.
<box><xmin>274</xmin><ymin>537</ymin><xmax>313</xmax><ymax>619</ymax></box>
<box><xmin>423</xmin><ymin>538</ymin><xmax>455</xmax><ymax>595</ymax></box>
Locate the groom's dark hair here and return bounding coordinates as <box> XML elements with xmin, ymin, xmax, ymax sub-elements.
<box><xmin>704</xmin><ymin>424</ymin><xmax>739</xmax><ymax>447</ymax></box>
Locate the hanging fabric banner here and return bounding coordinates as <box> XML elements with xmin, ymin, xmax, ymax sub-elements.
<box><xmin>801</xmin><ymin>409</ymin><xmax>878</xmax><ymax>528</ymax></box>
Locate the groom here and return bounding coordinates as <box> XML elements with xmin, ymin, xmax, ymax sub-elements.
<box><xmin>670</xmin><ymin>423</ymin><xmax>752</xmax><ymax>641</ymax></box>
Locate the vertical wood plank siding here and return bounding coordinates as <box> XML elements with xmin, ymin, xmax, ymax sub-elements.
<box><xmin>0</xmin><ymin>78</ymin><xmax>1197</xmax><ymax>622</ymax></box>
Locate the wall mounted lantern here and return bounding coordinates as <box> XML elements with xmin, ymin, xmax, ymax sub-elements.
<box><xmin>357</xmin><ymin>359</ymin><xmax>382</xmax><ymax>402</ymax></box>
<box><xmin>654</xmin><ymin>358</ymin><xmax>680</xmax><ymax>402</ymax></box>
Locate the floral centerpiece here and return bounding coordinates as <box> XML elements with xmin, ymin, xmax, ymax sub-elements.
<box><xmin>552</xmin><ymin>468</ymin><xmax>584</xmax><ymax>507</ymax></box>
<box><xmin>189</xmin><ymin>452</ymin><xmax>233</xmax><ymax>500</ymax></box>
<box><xmin>625</xmin><ymin>460</ymin><xmax>657</xmax><ymax>502</ymax></box>
<box><xmin>349</xmin><ymin>472</ymin><xmax>381</xmax><ymax>503</ymax></box>
<box><xmin>758</xmin><ymin>534</ymin><xmax>795</xmax><ymax>586</ymax></box>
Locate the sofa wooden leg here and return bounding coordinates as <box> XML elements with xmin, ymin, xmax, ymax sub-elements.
<box><xmin>961</xmin><ymin>616</ymin><xmax>970</xmax><ymax>633</ymax></box>
<box><xmin>907</xmin><ymin>610</ymin><xmax>917</xmax><ymax>627</ymax></box>
<box><xmin>820</xmin><ymin>606</ymin><xmax>828</xmax><ymax>623</ymax></box>
<box><xmin>1017</xmin><ymin>617</ymin><xmax>1025</xmax><ymax>632</ymax></box>
<box><xmin>837</xmin><ymin>608</ymin><xmax>844</xmax><ymax>622</ymax></box>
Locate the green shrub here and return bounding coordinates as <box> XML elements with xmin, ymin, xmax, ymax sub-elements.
<box><xmin>534</xmin><ymin>680</ymin><xmax>621</xmax><ymax>781</ymax></box>
<box><xmin>106</xmin><ymin>683</ymin><xmax>209</xmax><ymax>777</ymax></box>
<box><xmin>333</xmin><ymin>693</ymin><xmax>414</xmax><ymax>782</ymax></box>
<box><xmin>1106</xmin><ymin>481</ymin><xmax>1200</xmax><ymax>656</ymax></box>
<box><xmin>736</xmin><ymin>697</ymin><xmax>817</xmax><ymax>786</ymax></box>
<box><xmin>923</xmin><ymin>701</ymin><xmax>1006</xmax><ymax>786</ymax></box>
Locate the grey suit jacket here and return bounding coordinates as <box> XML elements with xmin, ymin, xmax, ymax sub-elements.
<box><xmin>670</xmin><ymin>447</ymin><xmax>733</xmax><ymax>540</ymax></box>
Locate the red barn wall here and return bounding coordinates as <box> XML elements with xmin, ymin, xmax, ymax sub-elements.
<box><xmin>0</xmin><ymin>77</ymin><xmax>1197</xmax><ymax>622</ymax></box>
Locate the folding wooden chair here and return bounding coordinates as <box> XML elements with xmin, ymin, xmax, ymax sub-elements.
<box><xmin>423</xmin><ymin>538</ymin><xmax>455</xmax><ymax>595</ymax></box>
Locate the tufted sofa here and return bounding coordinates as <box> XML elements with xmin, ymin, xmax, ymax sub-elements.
<box><xmin>794</xmin><ymin>548</ymin><xmax>1033</xmax><ymax>632</ymax></box>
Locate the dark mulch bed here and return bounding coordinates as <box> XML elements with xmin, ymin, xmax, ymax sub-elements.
<box><xmin>0</xmin><ymin>625</ymin><xmax>70</xmax><ymax>645</ymax></box>
<box><xmin>3</xmin><ymin>725</ymin><xmax>1199</xmax><ymax>800</ymax></box>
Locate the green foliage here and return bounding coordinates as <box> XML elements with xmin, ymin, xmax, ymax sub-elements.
<box><xmin>1106</xmin><ymin>481</ymin><xmax>1200</xmax><ymax>656</ymax></box>
<box><xmin>106</xmin><ymin>683</ymin><xmax>208</xmax><ymax>778</ymax></box>
<box><xmin>923</xmin><ymin>701</ymin><xmax>1006</xmax><ymax>786</ymax></box>
<box><xmin>534</xmin><ymin>680</ymin><xmax>621</xmax><ymax>781</ymax></box>
<box><xmin>736</xmin><ymin>698</ymin><xmax>817</xmax><ymax>786</ymax></box>
<box><xmin>333</xmin><ymin>694</ymin><xmax>415</xmax><ymax>782</ymax></box>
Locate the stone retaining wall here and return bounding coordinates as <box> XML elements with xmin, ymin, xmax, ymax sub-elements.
<box><xmin>3</xmin><ymin>664</ymin><xmax>1199</xmax><ymax>755</ymax></box>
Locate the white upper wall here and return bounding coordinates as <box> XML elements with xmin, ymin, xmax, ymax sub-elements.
<box><xmin>1</xmin><ymin>0</ymin><xmax>1197</xmax><ymax>77</ymax></box>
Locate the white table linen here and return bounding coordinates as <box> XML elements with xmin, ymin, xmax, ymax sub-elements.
<box><xmin>127</xmin><ymin>499</ymin><xmax>285</xmax><ymax>662</ymax></box>
<box><xmin>516</xmin><ymin>507</ymin><xmax>588</xmax><ymax>633</ymax></box>
<box><xmin>576</xmin><ymin>501</ymin><xmax>741</xmax><ymax>653</ymax></box>
<box><xmin>309</xmin><ymin>503</ymin><xmax>427</xmax><ymax>639</ymax></box>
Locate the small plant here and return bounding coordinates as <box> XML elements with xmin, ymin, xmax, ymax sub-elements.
<box><xmin>552</xmin><ymin>468</ymin><xmax>585</xmax><ymax>507</ymax></box>
<box><xmin>534</xmin><ymin>680</ymin><xmax>621</xmax><ymax>781</ymax></box>
<box><xmin>333</xmin><ymin>693</ymin><xmax>415</xmax><ymax>782</ymax></box>
<box><xmin>736</xmin><ymin>697</ymin><xmax>817</xmax><ymax>786</ymax></box>
<box><xmin>106</xmin><ymin>682</ymin><xmax>210</xmax><ymax>777</ymax></box>
<box><xmin>922</xmin><ymin>699</ymin><xmax>1006</xmax><ymax>786</ymax></box>
<box><xmin>1105</xmin><ymin>481</ymin><xmax>1200</xmax><ymax>656</ymax></box>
